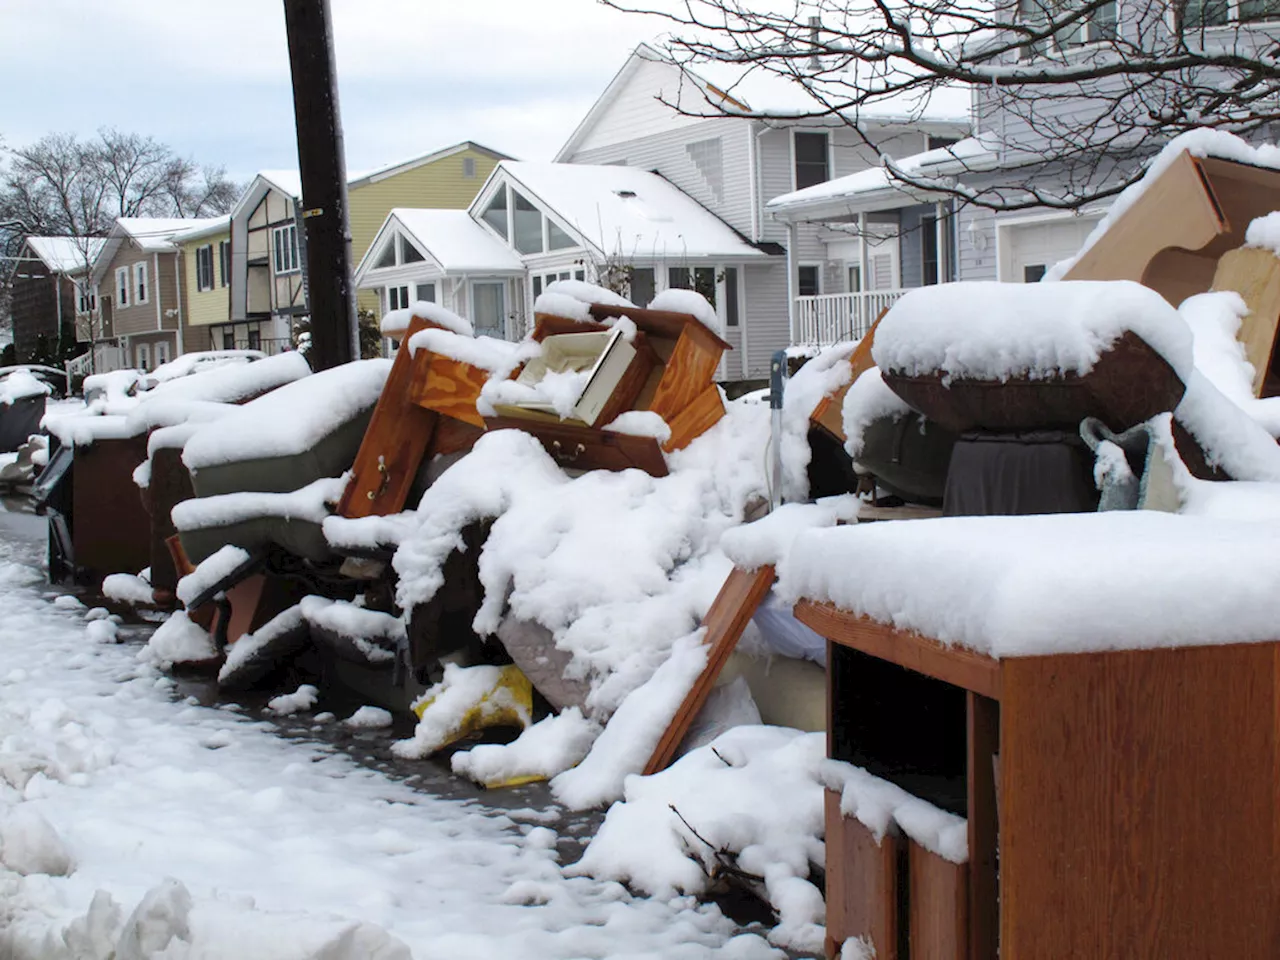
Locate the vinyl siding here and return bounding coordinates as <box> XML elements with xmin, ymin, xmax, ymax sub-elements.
<box><xmin>573</xmin><ymin>57</ymin><xmax>723</xmax><ymax>156</ymax></box>
<box><xmin>101</xmin><ymin>246</ymin><xmax>178</xmax><ymax>337</ymax></box>
<box><xmin>182</xmin><ymin>232</ymin><xmax>231</xmax><ymax>328</ymax></box>
<box><xmin>956</xmin><ymin>205</ymin><xmax>998</xmax><ymax>281</ymax></box>
<box><xmin>743</xmin><ymin>261</ymin><xmax>789</xmax><ymax>377</ymax></box>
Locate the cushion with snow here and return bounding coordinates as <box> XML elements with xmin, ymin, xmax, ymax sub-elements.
<box><xmin>873</xmin><ymin>282</ymin><xmax>1191</xmax><ymax>434</ymax></box>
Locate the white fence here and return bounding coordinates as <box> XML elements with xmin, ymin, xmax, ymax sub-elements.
<box><xmin>792</xmin><ymin>290</ymin><xmax>906</xmax><ymax>348</ymax></box>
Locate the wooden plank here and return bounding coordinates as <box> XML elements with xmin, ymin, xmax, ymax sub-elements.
<box><xmin>589</xmin><ymin>333</ymin><xmax>660</xmax><ymax>428</ymax></box>
<box><xmin>425</xmin><ymin>415</ymin><xmax>484</xmax><ymax>459</ymax></box>
<box><xmin>966</xmin><ymin>692</ymin><xmax>999</xmax><ymax>960</ymax></box>
<box><xmin>642</xmin><ymin>564</ymin><xmax>775</xmax><ymax>776</ymax></box>
<box><xmin>811</xmin><ymin>315</ymin><xmax>883</xmax><ymax>442</ymax></box>
<box><xmin>909</xmin><ymin>840</ymin><xmax>968</xmax><ymax>960</ymax></box>
<box><xmin>409</xmin><ymin>353</ymin><xmax>490</xmax><ymax>427</ymax></box>
<box><xmin>1211</xmin><ymin>246</ymin><xmax>1280</xmax><ymax>397</ymax></box>
<box><xmin>825</xmin><ymin>793</ymin><xmax>901</xmax><ymax>960</ymax></box>
<box><xmin>337</xmin><ymin>316</ymin><xmax>440</xmax><ymax>519</ymax></box>
<box><xmin>531</xmin><ymin>313</ymin><xmax>609</xmax><ymax>340</ymax></box>
<box><xmin>794</xmin><ymin>601</ymin><xmax>1002</xmax><ymax>700</ymax></box>
<box><xmin>484</xmin><ymin>416</ymin><xmax>669</xmax><ymax>477</ymax></box>
<box><xmin>647</xmin><ymin>325</ymin><xmax>725</xmax><ymax>423</ymax></box>
<box><xmin>1000</xmin><ymin>643</ymin><xmax>1280</xmax><ymax>959</ymax></box>
<box><xmin>586</xmin><ymin>302</ymin><xmax>734</xmax><ymax>351</ymax></box>
<box><xmin>662</xmin><ymin>383</ymin><xmax>725</xmax><ymax>453</ymax></box>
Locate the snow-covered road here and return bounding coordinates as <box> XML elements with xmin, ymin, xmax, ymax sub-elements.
<box><xmin>0</xmin><ymin>506</ymin><xmax>785</xmax><ymax>960</ymax></box>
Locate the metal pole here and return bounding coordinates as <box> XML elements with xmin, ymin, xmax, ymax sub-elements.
<box><xmin>770</xmin><ymin>349</ymin><xmax>788</xmax><ymax>511</ymax></box>
<box><xmin>282</xmin><ymin>0</ymin><xmax>357</xmax><ymax>370</ymax></box>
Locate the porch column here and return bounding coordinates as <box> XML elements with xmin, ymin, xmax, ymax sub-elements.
<box><xmin>934</xmin><ymin>200</ymin><xmax>946</xmax><ymax>285</ymax></box>
<box><xmin>786</xmin><ymin>221</ymin><xmax>797</xmax><ymax>344</ymax></box>
<box><xmin>858</xmin><ymin>212</ymin><xmax>869</xmax><ymax>293</ymax></box>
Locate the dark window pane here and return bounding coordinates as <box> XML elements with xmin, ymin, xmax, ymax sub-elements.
<box><xmin>402</xmin><ymin>240</ymin><xmax>425</xmax><ymax>263</ymax></box>
<box><xmin>533</xmin><ymin>276</ymin><xmax>542</xmax><ymax>297</ymax></box>
<box><xmin>797</xmin><ymin>265</ymin><xmax>820</xmax><ymax>297</ymax></box>
<box><xmin>668</xmin><ymin>267</ymin><xmax>691</xmax><ymax>290</ymax></box>
<box><xmin>481</xmin><ymin>190</ymin><xmax>508</xmax><ymax>239</ymax></box>
<box><xmin>694</xmin><ymin>266</ymin><xmax>716</xmax><ymax>307</ymax></box>
<box><xmin>1023</xmin><ymin>264</ymin><xmax>1047</xmax><ymax>283</ymax></box>
<box><xmin>794</xmin><ymin>132</ymin><xmax>829</xmax><ymax>189</ymax></box>
<box><xmin>548</xmin><ymin>221</ymin><xmax>575</xmax><ymax>250</ymax></box>
<box><xmin>1240</xmin><ymin>0</ymin><xmax>1280</xmax><ymax>20</ymax></box>
<box><xmin>575</xmin><ymin>270</ymin><xmax>585</xmax><ymax>281</ymax></box>
<box><xmin>415</xmin><ymin>283</ymin><xmax>435</xmax><ymax>303</ymax></box>
<box><xmin>630</xmin><ymin>267</ymin><xmax>655</xmax><ymax>307</ymax></box>
<box><xmin>922</xmin><ymin>216</ymin><xmax>940</xmax><ymax>286</ymax></box>
<box><xmin>724</xmin><ymin>267</ymin><xmax>739</xmax><ymax>326</ymax></box>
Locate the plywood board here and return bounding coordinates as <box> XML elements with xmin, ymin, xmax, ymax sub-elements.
<box><xmin>409</xmin><ymin>352</ymin><xmax>490</xmax><ymax>427</ymax></box>
<box><xmin>483</xmin><ymin>416</ymin><xmax>669</xmax><ymax>476</ymax></box>
<box><xmin>662</xmin><ymin>383</ymin><xmax>725</xmax><ymax>453</ymax></box>
<box><xmin>909</xmin><ymin>840</ymin><xmax>968</xmax><ymax>960</ymax></box>
<box><xmin>825</xmin><ymin>791</ymin><xmax>900</xmax><ymax>960</ymax></box>
<box><xmin>1211</xmin><ymin>246</ymin><xmax>1280</xmax><ymax>396</ymax></box>
<box><xmin>647</xmin><ymin>324</ymin><xmax>726</xmax><ymax>423</ymax></box>
<box><xmin>642</xmin><ymin>564</ymin><xmax>775</xmax><ymax>776</ymax></box>
<box><xmin>811</xmin><ymin>316</ymin><xmax>884</xmax><ymax>442</ymax></box>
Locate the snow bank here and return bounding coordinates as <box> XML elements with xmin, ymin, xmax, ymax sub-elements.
<box><xmin>1048</xmin><ymin>129</ymin><xmax>1280</xmax><ymax>280</ymax></box>
<box><xmin>779</xmin><ymin>342</ymin><xmax>857</xmax><ymax>501</ymax></box>
<box><xmin>649</xmin><ymin>288</ymin><xmax>719</xmax><ymax>332</ymax></box>
<box><xmin>776</xmin><ymin>512</ymin><xmax>1280</xmax><ymax>658</ymax></box>
<box><xmin>171</xmin><ymin>475</ymin><xmax>347</xmax><ymax>532</ymax></box>
<box><xmin>139</xmin><ymin>611</ymin><xmax>217</xmax><ymax>668</ymax></box>
<box><xmin>0</xmin><ymin>806</ymin><xmax>75</xmax><ymax>876</ymax></box>
<box><xmin>176</xmin><ymin>545</ymin><xmax>252</xmax><ymax>607</ymax></box>
<box><xmin>380</xmin><ymin>302</ymin><xmax>473</xmax><ymax>337</ymax></box>
<box><xmin>872</xmin><ymin>280</ymin><xmax>1194</xmax><ymax>384</ymax></box>
<box><xmin>0</xmin><ymin>370</ymin><xmax>52</xmax><ymax>405</ymax></box>
<box><xmin>573</xmin><ymin>725</ymin><xmax>828</xmax><ymax>952</ymax></box>
<box><xmin>451</xmin><ymin>707</ymin><xmax>601</xmax><ymax>787</ymax></box>
<box><xmin>842</xmin><ymin>367</ymin><xmax>913</xmax><ymax>459</ymax></box>
<box><xmin>183</xmin><ymin>361</ymin><xmax>389</xmax><ymax>471</ymax></box>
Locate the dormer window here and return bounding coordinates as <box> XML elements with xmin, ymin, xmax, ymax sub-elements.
<box><xmin>481</xmin><ymin>190</ymin><xmax>508</xmax><ymax>238</ymax></box>
<box><xmin>478</xmin><ymin>183</ymin><xmax>580</xmax><ymax>255</ymax></box>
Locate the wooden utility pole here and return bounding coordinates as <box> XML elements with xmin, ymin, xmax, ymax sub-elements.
<box><xmin>282</xmin><ymin>0</ymin><xmax>357</xmax><ymax>370</ymax></box>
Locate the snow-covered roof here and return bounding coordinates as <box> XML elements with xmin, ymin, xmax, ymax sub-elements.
<box><xmin>487</xmin><ymin>161</ymin><xmax>769</xmax><ymax>261</ymax></box>
<box><xmin>116</xmin><ymin>217</ymin><xmax>223</xmax><ymax>252</ymax></box>
<box><xmin>767</xmin><ymin>134</ymin><xmax>1000</xmax><ymax>219</ymax></box>
<box><xmin>256</xmin><ymin>169</ymin><xmax>303</xmax><ymax>199</ymax></box>
<box><xmin>171</xmin><ymin>215</ymin><xmax>231</xmax><ymax>244</ymax></box>
<box><xmin>24</xmin><ymin>236</ymin><xmax>106</xmax><ymax>274</ymax></box>
<box><xmin>357</xmin><ymin>209</ymin><xmax>525</xmax><ymax>280</ymax></box>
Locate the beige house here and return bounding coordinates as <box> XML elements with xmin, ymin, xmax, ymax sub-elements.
<box><xmin>173</xmin><ymin>216</ymin><xmax>235</xmax><ymax>353</ymax></box>
<box><xmin>87</xmin><ymin>218</ymin><xmax>223</xmax><ymax>373</ymax></box>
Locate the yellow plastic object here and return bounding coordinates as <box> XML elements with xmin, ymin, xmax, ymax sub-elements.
<box><xmin>410</xmin><ymin>663</ymin><xmax>533</xmax><ymax>755</ymax></box>
<box><xmin>481</xmin><ymin>771</ymin><xmax>547</xmax><ymax>790</ymax></box>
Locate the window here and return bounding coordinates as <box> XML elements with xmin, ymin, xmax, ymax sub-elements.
<box><xmin>272</xmin><ymin>224</ymin><xmax>299</xmax><ymax>274</ymax></box>
<box><xmin>415</xmin><ymin>282</ymin><xmax>436</xmax><ymax>303</ymax></box>
<box><xmin>135</xmin><ymin>343</ymin><xmax>151</xmax><ymax>371</ymax></box>
<box><xmin>927</xmin><ymin>136</ymin><xmax>961</xmax><ymax>152</ymax></box>
<box><xmin>1174</xmin><ymin>0</ymin><xmax>1280</xmax><ymax>27</ymax></box>
<box><xmin>462</xmin><ymin>157</ymin><xmax>477</xmax><ymax>179</ymax></box>
<box><xmin>134</xmin><ymin>261</ymin><xmax>148</xmax><ymax>305</ymax></box>
<box><xmin>533</xmin><ymin>276</ymin><xmax>542</xmax><ymax>298</ymax></box>
<box><xmin>921</xmin><ymin>214</ymin><xmax>956</xmax><ymax>285</ymax></box>
<box><xmin>848</xmin><ymin>265</ymin><xmax>863</xmax><ymax>293</ymax></box>
<box><xmin>1019</xmin><ymin>0</ymin><xmax>1117</xmax><ymax>55</ymax></box>
<box><xmin>196</xmin><ymin>245</ymin><xmax>214</xmax><ymax>292</ymax></box>
<box><xmin>547</xmin><ymin>220</ymin><xmax>576</xmax><ymax>251</ymax></box>
<box><xmin>401</xmin><ymin>236</ymin><xmax>425</xmax><ymax>263</ymax></box>
<box><xmin>387</xmin><ymin>285</ymin><xmax>410</xmax><ymax>311</ymax></box>
<box><xmin>373</xmin><ymin>240</ymin><xmax>396</xmax><ymax>269</ymax></box>
<box><xmin>724</xmin><ymin>267</ymin><xmax>739</xmax><ymax>327</ymax></box>
<box><xmin>247</xmin><ymin>330</ymin><xmax>261</xmax><ymax>350</ymax></box>
<box><xmin>1023</xmin><ymin>264</ymin><xmax>1047</xmax><ymax>282</ymax></box>
<box><xmin>155</xmin><ymin>341</ymin><xmax>171</xmax><ymax>367</ymax></box>
<box><xmin>513</xmin><ymin>191</ymin><xmax>543</xmax><ymax>254</ymax></box>
<box><xmin>471</xmin><ymin>281</ymin><xmax>506</xmax><ymax>339</ymax></box>
<box><xmin>116</xmin><ymin>267</ymin><xmax>130</xmax><ymax>308</ymax></box>
<box><xmin>794</xmin><ymin>132</ymin><xmax>829</xmax><ymax>190</ymax></box>
<box><xmin>77</xmin><ymin>281</ymin><xmax>96</xmax><ymax>314</ymax></box>
<box><xmin>669</xmin><ymin>266</ymin><xmax>717</xmax><ymax>304</ymax></box>
<box><xmin>219</xmin><ymin>241</ymin><xmax>230</xmax><ymax>287</ymax></box>
<box><xmin>222</xmin><ymin>331</ymin><xmax>235</xmax><ymax>350</ymax></box>
<box><xmin>629</xmin><ymin>267</ymin><xmax>655</xmax><ymax>308</ymax></box>
<box><xmin>797</xmin><ymin>265</ymin><xmax>821</xmax><ymax>297</ymax></box>
<box><xmin>481</xmin><ymin>189</ymin><xmax>508</xmax><ymax>239</ymax></box>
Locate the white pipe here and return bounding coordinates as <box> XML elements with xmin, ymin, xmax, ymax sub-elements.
<box><xmin>154</xmin><ymin>252</ymin><xmax>162</xmax><ymax>330</ymax></box>
<box><xmin>786</xmin><ymin>222</ymin><xmax>797</xmax><ymax>345</ymax></box>
<box><xmin>934</xmin><ymin>201</ymin><xmax>946</xmax><ymax>285</ymax></box>
<box><xmin>175</xmin><ymin>249</ymin><xmax>185</xmax><ymax>358</ymax></box>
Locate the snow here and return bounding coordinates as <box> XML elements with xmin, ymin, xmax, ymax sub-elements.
<box><xmin>147</xmin><ymin>350</ymin><xmax>263</xmax><ymax>384</ymax></box>
<box><xmin>779</xmin><ymin>342</ymin><xmax>857</xmax><ymax>501</ymax></box>
<box><xmin>344</xmin><ymin>706</ymin><xmax>394</xmax><ymax>729</ymax></box>
<box><xmin>0</xmin><ymin>539</ymin><xmax>787</xmax><ymax>958</ymax></box>
<box><xmin>44</xmin><ymin>414</ymin><xmax>138</xmax><ymax>448</ymax></box>
<box><xmin>375</xmin><ymin>209</ymin><xmax>525</xmax><ymax>276</ymax></box>
<box><xmin>266</xmin><ymin>684</ymin><xmax>319</xmax><ymax>716</ymax></box>
<box><xmin>0</xmin><ymin>370</ymin><xmax>52</xmax><ymax>405</ymax></box>
<box><xmin>407</xmin><ymin>328</ymin><xmax>519</xmax><ymax>372</ymax></box>
<box><xmin>451</xmin><ymin>708</ymin><xmax>602</xmax><ymax>788</ymax></box>
<box><xmin>1246</xmin><ymin>211</ymin><xmax>1280</xmax><ymax>256</ymax></box>
<box><xmin>496</xmin><ymin>161</ymin><xmax>768</xmax><ymax>260</ymax></box>
<box><xmin>100</xmin><ymin>574</ymin><xmax>154</xmax><ymax>606</ymax></box>
<box><xmin>823</xmin><ymin>761</ymin><xmax>967</xmax><ymax>864</ymax></box>
<box><xmin>603</xmin><ymin>410</ymin><xmax>672</xmax><ymax>444</ymax></box>
<box><xmin>176</xmin><ymin>546</ymin><xmax>252</xmax><ymax>607</ymax></box>
<box><xmin>1048</xmin><ymin>129</ymin><xmax>1280</xmax><ymax>280</ymax></box>
<box><xmin>392</xmin><ymin>663</ymin><xmax>532</xmax><ymax>760</ymax></box>
<box><xmin>776</xmin><ymin>512</ymin><xmax>1280</xmax><ymax>658</ymax></box>
<box><xmin>872</xmin><ymin>280</ymin><xmax>1195</xmax><ymax>384</ymax></box>
<box><xmin>545</xmin><ymin>279</ymin><xmax>635</xmax><ymax>310</ymax></box>
<box><xmin>1</xmin><ymin>806</ymin><xmax>75</xmax><ymax>877</ymax></box>
<box><xmin>380</xmin><ymin>301</ymin><xmax>474</xmax><ymax>337</ymax></box>
<box><xmin>139</xmin><ymin>611</ymin><xmax>217</xmax><ymax>669</ymax></box>
<box><xmin>573</xmin><ymin>725</ymin><xmax>829</xmax><ymax>952</ymax></box>
<box><xmin>648</xmin><ymin>289</ymin><xmax>720</xmax><ymax>332</ymax></box>
<box><xmin>24</xmin><ymin>236</ymin><xmax>106</xmax><ymax>275</ymax></box>
<box><xmin>217</xmin><ymin>605</ymin><xmax>307</xmax><ymax>685</ymax></box>
<box><xmin>113</xmin><ymin>217</ymin><xmax>223</xmax><ymax>252</ymax></box>
<box><xmin>720</xmin><ymin>498</ymin><xmax>859</xmax><ymax>572</ymax></box>
<box><xmin>183</xmin><ymin>361</ymin><xmax>390</xmax><ymax>471</ymax></box>
<box><xmin>146</xmin><ymin>351</ymin><xmax>310</xmax><ymax>404</ymax></box>
<box><xmin>1178</xmin><ymin>291</ymin><xmax>1280</xmax><ymax>437</ymax></box>
<box><xmin>297</xmin><ymin>596</ymin><xmax>403</xmax><ymax>661</ymax></box>
<box><xmin>533</xmin><ymin>291</ymin><xmax>593</xmax><ymax>323</ymax></box>
<box><xmin>171</xmin><ymin>475</ymin><xmax>348</xmax><ymax>533</ymax></box>
<box><xmin>1173</xmin><ymin>372</ymin><xmax>1280</xmax><ymax>481</ymax></box>
<box><xmin>841</xmin><ymin>366</ymin><xmax>914</xmax><ymax>460</ymax></box>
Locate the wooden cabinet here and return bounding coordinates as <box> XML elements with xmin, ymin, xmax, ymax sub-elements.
<box><xmin>797</xmin><ymin>600</ymin><xmax>1280</xmax><ymax>960</ymax></box>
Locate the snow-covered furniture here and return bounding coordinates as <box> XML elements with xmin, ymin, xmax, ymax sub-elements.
<box><xmin>782</xmin><ymin>512</ymin><xmax>1280</xmax><ymax>960</ymax></box>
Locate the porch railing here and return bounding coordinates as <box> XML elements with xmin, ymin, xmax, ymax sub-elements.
<box><xmin>65</xmin><ymin>351</ymin><xmax>94</xmax><ymax>380</ymax></box>
<box><xmin>792</xmin><ymin>290</ymin><xmax>907</xmax><ymax>348</ymax></box>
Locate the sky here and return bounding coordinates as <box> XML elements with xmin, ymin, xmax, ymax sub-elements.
<box><xmin>0</xmin><ymin>0</ymin><xmax>678</xmax><ymax>182</ymax></box>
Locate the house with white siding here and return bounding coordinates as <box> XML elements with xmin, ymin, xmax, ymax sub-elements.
<box><xmin>555</xmin><ymin>43</ymin><xmax>969</xmax><ymax>376</ymax></box>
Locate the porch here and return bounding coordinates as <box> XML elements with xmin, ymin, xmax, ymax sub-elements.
<box><xmin>792</xmin><ymin>290</ymin><xmax>906</xmax><ymax>348</ymax></box>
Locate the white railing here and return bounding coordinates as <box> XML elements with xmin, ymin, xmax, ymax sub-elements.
<box><xmin>65</xmin><ymin>352</ymin><xmax>94</xmax><ymax>380</ymax></box>
<box><xmin>792</xmin><ymin>290</ymin><xmax>907</xmax><ymax>348</ymax></box>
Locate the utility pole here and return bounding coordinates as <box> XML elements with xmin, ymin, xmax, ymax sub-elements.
<box><xmin>282</xmin><ymin>0</ymin><xmax>357</xmax><ymax>370</ymax></box>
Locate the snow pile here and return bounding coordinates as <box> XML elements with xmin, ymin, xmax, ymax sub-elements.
<box><xmin>183</xmin><ymin>360</ymin><xmax>390</xmax><ymax>471</ymax></box>
<box><xmin>148</xmin><ymin>350</ymin><xmax>263</xmax><ymax>382</ymax></box>
<box><xmin>649</xmin><ymin>289</ymin><xmax>719</xmax><ymax>332</ymax></box>
<box><xmin>145</xmin><ymin>351</ymin><xmax>310</xmax><ymax>405</ymax></box>
<box><xmin>546</xmin><ymin>279</ymin><xmax>635</xmax><ymax>310</ymax></box>
<box><xmin>776</xmin><ymin>511</ymin><xmax>1280</xmax><ymax>658</ymax></box>
<box><xmin>100</xmin><ymin>573</ymin><xmax>154</xmax><ymax>606</ymax></box>
<box><xmin>842</xmin><ymin>367</ymin><xmax>913</xmax><ymax>459</ymax></box>
<box><xmin>266</xmin><ymin>684</ymin><xmax>319</xmax><ymax>716</ymax></box>
<box><xmin>478</xmin><ymin>365</ymin><xmax>592</xmax><ymax>420</ymax></box>
<box><xmin>0</xmin><ymin>370</ymin><xmax>52</xmax><ymax>405</ymax></box>
<box><xmin>44</xmin><ymin>414</ymin><xmax>138</xmax><ymax>448</ymax></box>
<box><xmin>451</xmin><ymin>707</ymin><xmax>601</xmax><ymax>788</ymax></box>
<box><xmin>823</xmin><ymin>762</ymin><xmax>967</xmax><ymax>863</ymax></box>
<box><xmin>872</xmin><ymin>280</ymin><xmax>1194</xmax><ymax>384</ymax></box>
<box><xmin>379</xmin><ymin>301</ymin><xmax>474</xmax><ymax>337</ymax></box>
<box><xmin>1048</xmin><ymin>128</ymin><xmax>1280</xmax><ymax>279</ymax></box>
<box><xmin>778</xmin><ymin>342</ymin><xmax>857</xmax><ymax>501</ymax></box>
<box><xmin>574</xmin><ymin>725</ymin><xmax>828</xmax><ymax>952</ymax></box>
<box><xmin>1177</xmin><ymin>291</ymin><xmax>1280</xmax><ymax>436</ymax></box>
<box><xmin>139</xmin><ymin>611</ymin><xmax>217</xmax><ymax>669</ymax></box>
<box><xmin>82</xmin><ymin>370</ymin><xmax>143</xmax><ymax>409</ymax></box>
<box><xmin>1172</xmin><ymin>371</ymin><xmax>1280</xmax><ymax>480</ymax></box>
<box><xmin>603</xmin><ymin>410</ymin><xmax>672</xmax><ymax>444</ymax></box>
<box><xmin>406</xmin><ymin>328</ymin><xmax>521</xmax><ymax>372</ymax></box>
<box><xmin>176</xmin><ymin>545</ymin><xmax>252</xmax><ymax>607</ymax></box>
<box><xmin>392</xmin><ymin>663</ymin><xmax>531</xmax><ymax>760</ymax></box>
<box><xmin>171</xmin><ymin>475</ymin><xmax>348</xmax><ymax>533</ymax></box>
<box><xmin>298</xmin><ymin>596</ymin><xmax>402</xmax><ymax>664</ymax></box>
<box><xmin>0</xmin><ymin>806</ymin><xmax>75</xmax><ymax>877</ymax></box>
<box><xmin>1246</xmin><ymin>211</ymin><xmax>1280</xmax><ymax>256</ymax></box>
<box><xmin>344</xmin><ymin>706</ymin><xmax>394</xmax><ymax>729</ymax></box>
<box><xmin>720</xmin><ymin>497</ymin><xmax>859</xmax><ymax>571</ymax></box>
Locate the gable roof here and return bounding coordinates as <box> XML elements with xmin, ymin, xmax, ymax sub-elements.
<box><xmin>349</xmin><ymin>141</ymin><xmax>513</xmax><ymax>188</ymax></box>
<box><xmin>355</xmin><ymin>208</ymin><xmax>525</xmax><ymax>281</ymax></box>
<box><xmin>557</xmin><ymin>43</ymin><xmax>970</xmax><ymax>161</ymax></box>
<box><xmin>171</xmin><ymin>214</ymin><xmax>232</xmax><ymax>245</ymax></box>
<box><xmin>24</xmin><ymin>236</ymin><xmax>107</xmax><ymax>274</ymax></box>
<box><xmin>483</xmin><ymin>160</ymin><xmax>769</xmax><ymax>260</ymax></box>
<box><xmin>92</xmin><ymin>216</ymin><xmax>222</xmax><ymax>283</ymax></box>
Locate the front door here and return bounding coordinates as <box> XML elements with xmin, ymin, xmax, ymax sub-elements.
<box><xmin>471</xmin><ymin>281</ymin><xmax>506</xmax><ymax>340</ymax></box>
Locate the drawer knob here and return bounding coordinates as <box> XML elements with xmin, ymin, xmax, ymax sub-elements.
<box><xmin>551</xmin><ymin>440</ymin><xmax>587</xmax><ymax>463</ymax></box>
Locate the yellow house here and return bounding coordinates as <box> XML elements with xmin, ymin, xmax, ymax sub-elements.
<box><xmin>223</xmin><ymin>142</ymin><xmax>510</xmax><ymax>351</ymax></box>
<box><xmin>172</xmin><ymin>216</ymin><xmax>236</xmax><ymax>353</ymax></box>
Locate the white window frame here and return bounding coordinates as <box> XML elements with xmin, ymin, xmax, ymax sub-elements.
<box><xmin>791</xmin><ymin>129</ymin><xmax>832</xmax><ymax>192</ymax></box>
<box><xmin>135</xmin><ymin>342</ymin><xmax>151</xmax><ymax>372</ymax></box>
<box><xmin>386</xmin><ymin>285</ymin><xmax>410</xmax><ymax>312</ymax></box>
<box><xmin>1018</xmin><ymin>0</ymin><xmax>1118</xmax><ymax>58</ymax></box>
<box><xmin>797</xmin><ymin>263</ymin><xmax>823</xmax><ymax>297</ymax></box>
<box><xmin>272</xmin><ymin>224</ymin><xmax>300</xmax><ymax>275</ymax></box>
<box><xmin>116</xmin><ymin>266</ymin><xmax>130</xmax><ymax>308</ymax></box>
<box><xmin>134</xmin><ymin>261</ymin><xmax>149</xmax><ymax>305</ymax></box>
<box><xmin>414</xmin><ymin>281</ymin><xmax>437</xmax><ymax>304</ymax></box>
<box><xmin>1168</xmin><ymin>0</ymin><xmax>1280</xmax><ymax>31</ymax></box>
<box><xmin>77</xmin><ymin>280</ymin><xmax>96</xmax><ymax>314</ymax></box>
<box><xmin>155</xmin><ymin>340</ymin><xmax>171</xmax><ymax>367</ymax></box>
<box><xmin>219</xmin><ymin>240</ymin><xmax>230</xmax><ymax>287</ymax></box>
<box><xmin>196</xmin><ymin>244</ymin><xmax>214</xmax><ymax>292</ymax></box>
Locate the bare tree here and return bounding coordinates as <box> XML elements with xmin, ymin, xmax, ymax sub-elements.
<box><xmin>604</xmin><ymin>0</ymin><xmax>1280</xmax><ymax>211</ymax></box>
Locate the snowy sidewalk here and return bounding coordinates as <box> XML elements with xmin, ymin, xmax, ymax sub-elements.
<box><xmin>0</xmin><ymin>519</ymin><xmax>785</xmax><ymax>959</ymax></box>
